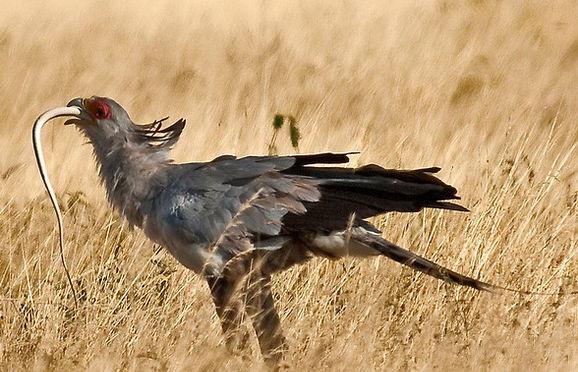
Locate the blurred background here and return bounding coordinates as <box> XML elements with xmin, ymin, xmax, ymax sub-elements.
<box><xmin>0</xmin><ymin>0</ymin><xmax>576</xmax><ymax>370</ymax></box>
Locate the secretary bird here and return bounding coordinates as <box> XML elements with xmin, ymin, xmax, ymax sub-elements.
<box><xmin>38</xmin><ymin>96</ymin><xmax>495</xmax><ymax>366</ymax></box>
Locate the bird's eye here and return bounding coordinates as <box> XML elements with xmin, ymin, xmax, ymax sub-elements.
<box><xmin>94</xmin><ymin>101</ymin><xmax>111</xmax><ymax>120</ymax></box>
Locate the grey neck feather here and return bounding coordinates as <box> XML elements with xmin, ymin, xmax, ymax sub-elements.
<box><xmin>88</xmin><ymin>134</ymin><xmax>171</xmax><ymax>228</ymax></box>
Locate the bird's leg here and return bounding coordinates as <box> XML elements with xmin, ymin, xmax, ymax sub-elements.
<box><xmin>207</xmin><ymin>250</ymin><xmax>291</xmax><ymax>366</ymax></box>
<box><xmin>206</xmin><ymin>275</ymin><xmax>250</xmax><ymax>354</ymax></box>
<box><xmin>244</xmin><ymin>270</ymin><xmax>287</xmax><ymax>367</ymax></box>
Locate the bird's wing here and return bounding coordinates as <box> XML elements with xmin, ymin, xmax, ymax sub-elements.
<box><xmin>155</xmin><ymin>153</ymin><xmax>467</xmax><ymax>275</ymax></box>
<box><xmin>205</xmin><ymin>173</ymin><xmax>321</xmax><ymax>277</ymax></box>
<box><xmin>159</xmin><ymin>153</ymin><xmax>467</xmax><ymax>243</ymax></box>
<box><xmin>155</xmin><ymin>155</ymin><xmax>326</xmax><ymax>275</ymax></box>
<box><xmin>281</xmin><ymin>162</ymin><xmax>468</xmax><ymax>233</ymax></box>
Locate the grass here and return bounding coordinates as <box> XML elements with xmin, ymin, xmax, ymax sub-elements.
<box><xmin>0</xmin><ymin>0</ymin><xmax>577</xmax><ymax>370</ymax></box>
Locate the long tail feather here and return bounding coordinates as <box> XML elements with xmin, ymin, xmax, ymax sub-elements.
<box><xmin>354</xmin><ymin>233</ymin><xmax>493</xmax><ymax>291</ymax></box>
<box><xmin>422</xmin><ymin>201</ymin><xmax>470</xmax><ymax>212</ymax></box>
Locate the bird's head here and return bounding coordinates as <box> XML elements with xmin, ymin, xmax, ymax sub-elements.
<box><xmin>65</xmin><ymin>96</ymin><xmax>185</xmax><ymax>151</ymax></box>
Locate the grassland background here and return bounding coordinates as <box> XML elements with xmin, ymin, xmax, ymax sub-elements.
<box><xmin>0</xmin><ymin>0</ymin><xmax>577</xmax><ymax>370</ymax></box>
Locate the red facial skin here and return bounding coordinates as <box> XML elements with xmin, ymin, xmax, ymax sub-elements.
<box><xmin>84</xmin><ymin>97</ymin><xmax>111</xmax><ymax>120</ymax></box>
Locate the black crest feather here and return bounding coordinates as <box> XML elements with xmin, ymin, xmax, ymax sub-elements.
<box><xmin>133</xmin><ymin>117</ymin><xmax>186</xmax><ymax>149</ymax></box>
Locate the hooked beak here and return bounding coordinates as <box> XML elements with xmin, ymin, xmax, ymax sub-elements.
<box><xmin>64</xmin><ymin>97</ymin><xmax>91</xmax><ymax>126</ymax></box>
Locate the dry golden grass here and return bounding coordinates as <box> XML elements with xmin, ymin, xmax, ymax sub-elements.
<box><xmin>1</xmin><ymin>0</ymin><xmax>577</xmax><ymax>370</ymax></box>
